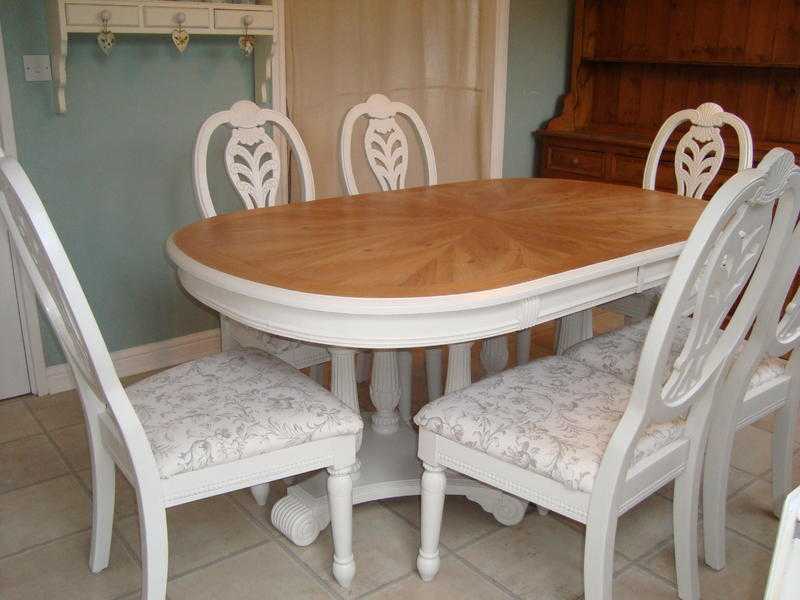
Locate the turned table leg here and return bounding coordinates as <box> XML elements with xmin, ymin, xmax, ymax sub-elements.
<box><xmin>370</xmin><ymin>350</ymin><xmax>402</xmax><ymax>434</ymax></box>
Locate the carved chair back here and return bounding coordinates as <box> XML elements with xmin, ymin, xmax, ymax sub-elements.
<box><xmin>765</xmin><ymin>485</ymin><xmax>800</xmax><ymax>599</ymax></box>
<box><xmin>194</xmin><ymin>100</ymin><xmax>315</xmax><ymax>218</ymax></box>
<box><xmin>643</xmin><ymin>102</ymin><xmax>753</xmax><ymax>200</ymax></box>
<box><xmin>0</xmin><ymin>156</ymin><xmax>162</xmax><ymax>495</ymax></box>
<box><xmin>339</xmin><ymin>93</ymin><xmax>437</xmax><ymax>195</ymax></box>
<box><xmin>596</xmin><ymin>149</ymin><xmax>798</xmax><ymax>494</ymax></box>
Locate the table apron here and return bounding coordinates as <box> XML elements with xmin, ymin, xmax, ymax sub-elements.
<box><xmin>177</xmin><ymin>254</ymin><xmax>677</xmax><ymax>349</ymax></box>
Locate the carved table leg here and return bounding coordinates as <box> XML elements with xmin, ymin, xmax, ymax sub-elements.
<box><xmin>425</xmin><ymin>347</ymin><xmax>443</xmax><ymax>400</ymax></box>
<box><xmin>329</xmin><ymin>347</ymin><xmax>363</xmax><ymax>456</ymax></box>
<box><xmin>480</xmin><ymin>336</ymin><xmax>508</xmax><ymax>375</ymax></box>
<box><xmin>554</xmin><ymin>309</ymin><xmax>594</xmax><ymax>354</ymax></box>
<box><xmin>516</xmin><ymin>328</ymin><xmax>532</xmax><ymax>365</ymax></box>
<box><xmin>398</xmin><ymin>350</ymin><xmax>413</xmax><ymax>424</ymax></box>
<box><xmin>445</xmin><ymin>342</ymin><xmax>474</xmax><ymax>393</ymax></box>
<box><xmin>370</xmin><ymin>350</ymin><xmax>401</xmax><ymax>434</ymax></box>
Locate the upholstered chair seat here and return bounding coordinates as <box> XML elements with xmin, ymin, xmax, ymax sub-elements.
<box><xmin>127</xmin><ymin>349</ymin><xmax>363</xmax><ymax>479</ymax></box>
<box><xmin>415</xmin><ymin>355</ymin><xmax>683</xmax><ymax>494</ymax></box>
<box><xmin>563</xmin><ymin>317</ymin><xmax>786</xmax><ymax>390</ymax></box>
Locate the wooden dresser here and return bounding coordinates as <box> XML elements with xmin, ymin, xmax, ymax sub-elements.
<box><xmin>536</xmin><ymin>0</ymin><xmax>800</xmax><ymax>195</ymax></box>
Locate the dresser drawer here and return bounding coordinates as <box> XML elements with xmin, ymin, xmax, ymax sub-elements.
<box><xmin>66</xmin><ymin>3</ymin><xmax>140</xmax><ymax>27</ymax></box>
<box><xmin>213</xmin><ymin>8</ymin><xmax>273</xmax><ymax>31</ymax></box>
<box><xmin>143</xmin><ymin>6</ymin><xmax>210</xmax><ymax>29</ymax></box>
<box><xmin>545</xmin><ymin>146</ymin><xmax>604</xmax><ymax>178</ymax></box>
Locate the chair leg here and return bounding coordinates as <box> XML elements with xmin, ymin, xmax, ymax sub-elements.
<box><xmin>673</xmin><ymin>469</ymin><xmax>701</xmax><ymax>600</ymax></box>
<box><xmin>327</xmin><ymin>466</ymin><xmax>356</xmax><ymax>589</ymax></box>
<box><xmin>417</xmin><ymin>463</ymin><xmax>446</xmax><ymax>582</ymax></box>
<box><xmin>309</xmin><ymin>363</ymin><xmax>326</xmax><ymax>385</ymax></box>
<box><xmin>425</xmin><ymin>348</ymin><xmax>443</xmax><ymax>401</ymax></box>
<box><xmin>138</xmin><ymin>496</ymin><xmax>169</xmax><ymax>600</ymax></box>
<box><xmin>702</xmin><ymin>388</ymin><xmax>742</xmax><ymax>572</ymax></box>
<box><xmin>88</xmin><ymin>445</ymin><xmax>116</xmax><ymax>573</ymax></box>
<box><xmin>771</xmin><ymin>399</ymin><xmax>798</xmax><ymax>517</ymax></box>
<box><xmin>584</xmin><ymin>510</ymin><xmax>618</xmax><ymax>600</ymax></box>
<box><xmin>250</xmin><ymin>483</ymin><xmax>270</xmax><ymax>507</ymax></box>
<box><xmin>399</xmin><ymin>351</ymin><xmax>413</xmax><ymax>423</ymax></box>
<box><xmin>516</xmin><ymin>328</ymin><xmax>532</xmax><ymax>365</ymax></box>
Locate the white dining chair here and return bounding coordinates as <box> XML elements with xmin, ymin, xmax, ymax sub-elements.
<box><xmin>414</xmin><ymin>149</ymin><xmax>797</xmax><ymax>600</ymax></box>
<box><xmin>339</xmin><ymin>93</ymin><xmax>445</xmax><ymax>407</ymax></box>
<box><xmin>765</xmin><ymin>485</ymin><xmax>800</xmax><ymax>600</ymax></box>
<box><xmin>560</xmin><ymin>149</ymin><xmax>800</xmax><ymax>574</ymax></box>
<box><xmin>193</xmin><ymin>100</ymin><xmax>330</xmax><ymax>385</ymax></box>
<box><xmin>702</xmin><ymin>153</ymin><xmax>800</xmax><ymax>571</ymax></box>
<box><xmin>0</xmin><ymin>155</ymin><xmax>361</xmax><ymax>598</ymax></box>
<box><xmin>597</xmin><ymin>102</ymin><xmax>754</xmax><ymax>329</ymax></box>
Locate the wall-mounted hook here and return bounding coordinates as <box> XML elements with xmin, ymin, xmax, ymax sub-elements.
<box><xmin>172</xmin><ymin>12</ymin><xmax>189</xmax><ymax>53</ymax></box>
<box><xmin>97</xmin><ymin>10</ymin><xmax>115</xmax><ymax>56</ymax></box>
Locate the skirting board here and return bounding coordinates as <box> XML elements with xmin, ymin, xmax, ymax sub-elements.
<box><xmin>45</xmin><ymin>328</ymin><xmax>221</xmax><ymax>395</ymax></box>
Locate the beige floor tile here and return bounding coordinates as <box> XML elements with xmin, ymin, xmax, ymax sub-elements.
<box><xmin>644</xmin><ymin>529</ymin><xmax>771</xmax><ymax>600</ymax></box>
<box><xmin>757</xmin><ymin>447</ymin><xmax>800</xmax><ymax>486</ymax></box>
<box><xmin>169</xmin><ymin>542</ymin><xmax>332</xmax><ymax>600</ymax></box>
<box><xmin>117</xmin><ymin>494</ymin><xmax>269</xmax><ymax>578</ymax></box>
<box><xmin>657</xmin><ymin>466</ymin><xmax>754</xmax><ymax>502</ymax></box>
<box><xmin>616</xmin><ymin>494</ymin><xmax>675</xmax><ymax>560</ymax></box>
<box><xmin>25</xmin><ymin>389</ymin><xmax>84</xmax><ymax>431</ymax></box>
<box><xmin>724</xmin><ymin>479</ymin><xmax>780</xmax><ymax>548</ymax></box>
<box><xmin>0</xmin><ymin>530</ymin><xmax>140</xmax><ymax>600</ymax></box>
<box><xmin>612</xmin><ymin>566</ymin><xmax>677</xmax><ymax>600</ymax></box>
<box><xmin>366</xmin><ymin>555</ymin><xmax>511</xmax><ymax>599</ymax></box>
<box><xmin>0</xmin><ymin>399</ymin><xmax>42</xmax><ymax>444</ymax></box>
<box><xmin>77</xmin><ymin>468</ymin><xmax>139</xmax><ymax>520</ymax></box>
<box><xmin>228</xmin><ymin>478</ymin><xmax>289</xmax><ymax>536</ymax></box>
<box><xmin>0</xmin><ymin>474</ymin><xmax>90</xmax><ymax>557</ymax></box>
<box><xmin>731</xmin><ymin>426</ymin><xmax>775</xmax><ymax>476</ymax></box>
<box><xmin>0</xmin><ymin>434</ymin><xmax>69</xmax><ymax>494</ymax></box>
<box><xmin>50</xmin><ymin>423</ymin><xmax>91</xmax><ymax>471</ymax></box>
<box><xmin>381</xmin><ymin>494</ymin><xmax>503</xmax><ymax>550</ymax></box>
<box><xmin>458</xmin><ymin>513</ymin><xmax>625</xmax><ymax>600</ymax></box>
<box><xmin>290</xmin><ymin>501</ymin><xmax>421</xmax><ymax>598</ymax></box>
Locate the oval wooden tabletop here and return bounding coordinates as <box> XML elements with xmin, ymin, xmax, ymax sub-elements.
<box><xmin>171</xmin><ymin>178</ymin><xmax>706</xmax><ymax>298</ymax></box>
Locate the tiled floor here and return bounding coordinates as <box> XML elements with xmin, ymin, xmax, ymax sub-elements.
<box><xmin>1</xmin><ymin>312</ymin><xmax>797</xmax><ymax>599</ymax></box>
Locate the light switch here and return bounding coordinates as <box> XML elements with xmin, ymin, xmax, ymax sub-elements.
<box><xmin>23</xmin><ymin>55</ymin><xmax>51</xmax><ymax>82</ymax></box>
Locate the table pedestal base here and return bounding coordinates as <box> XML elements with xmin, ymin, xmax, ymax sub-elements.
<box><xmin>270</xmin><ymin>418</ymin><xmax>528</xmax><ymax>546</ymax></box>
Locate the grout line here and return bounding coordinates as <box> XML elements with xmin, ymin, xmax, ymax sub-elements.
<box><xmin>0</xmin><ymin>470</ymin><xmax>74</xmax><ymax>497</ymax></box>
<box><xmin>0</xmin><ymin>520</ymin><xmax>92</xmax><ymax>562</ymax></box>
<box><xmin>356</xmin><ymin>570</ymin><xmax>423</xmax><ymax>599</ymax></box>
<box><xmin>449</xmin><ymin>552</ymin><xmax>522</xmax><ymax>599</ymax></box>
<box><xmin>165</xmin><ymin>539</ymin><xmax>272</xmax><ymax>583</ymax></box>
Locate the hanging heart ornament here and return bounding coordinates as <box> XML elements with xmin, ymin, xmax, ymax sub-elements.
<box><xmin>97</xmin><ymin>30</ymin><xmax>115</xmax><ymax>56</ymax></box>
<box><xmin>239</xmin><ymin>35</ymin><xmax>255</xmax><ymax>57</ymax></box>
<box><xmin>172</xmin><ymin>28</ymin><xmax>189</xmax><ymax>53</ymax></box>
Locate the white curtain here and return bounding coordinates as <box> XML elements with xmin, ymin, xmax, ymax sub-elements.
<box><xmin>284</xmin><ymin>0</ymin><xmax>504</xmax><ymax>199</ymax></box>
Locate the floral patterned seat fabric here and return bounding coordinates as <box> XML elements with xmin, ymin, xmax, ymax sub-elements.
<box><xmin>563</xmin><ymin>317</ymin><xmax>786</xmax><ymax>388</ymax></box>
<box><xmin>126</xmin><ymin>349</ymin><xmax>363</xmax><ymax>479</ymax></box>
<box><xmin>414</xmin><ymin>355</ymin><xmax>684</xmax><ymax>494</ymax></box>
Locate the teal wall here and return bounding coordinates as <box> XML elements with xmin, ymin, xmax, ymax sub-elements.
<box><xmin>503</xmin><ymin>0</ymin><xmax>573</xmax><ymax>178</ymax></box>
<box><xmin>2</xmin><ymin>0</ymin><xmax>572</xmax><ymax>366</ymax></box>
<box><xmin>2</xmin><ymin>1</ymin><xmax>256</xmax><ymax>364</ymax></box>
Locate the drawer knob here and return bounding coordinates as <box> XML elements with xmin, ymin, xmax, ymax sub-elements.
<box><xmin>99</xmin><ymin>9</ymin><xmax>111</xmax><ymax>23</ymax></box>
<box><xmin>242</xmin><ymin>14</ymin><xmax>254</xmax><ymax>27</ymax></box>
<box><xmin>571</xmin><ymin>157</ymin><xmax>579</xmax><ymax>166</ymax></box>
<box><xmin>175</xmin><ymin>12</ymin><xmax>187</xmax><ymax>25</ymax></box>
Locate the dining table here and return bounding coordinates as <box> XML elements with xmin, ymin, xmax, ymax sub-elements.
<box><xmin>166</xmin><ymin>177</ymin><xmax>705</xmax><ymax>546</ymax></box>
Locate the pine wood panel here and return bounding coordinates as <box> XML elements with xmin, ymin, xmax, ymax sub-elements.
<box><xmin>172</xmin><ymin>179</ymin><xmax>704</xmax><ymax>298</ymax></box>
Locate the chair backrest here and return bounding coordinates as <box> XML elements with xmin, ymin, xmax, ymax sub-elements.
<box><xmin>643</xmin><ymin>102</ymin><xmax>753</xmax><ymax>200</ymax></box>
<box><xmin>0</xmin><ymin>156</ymin><xmax>161</xmax><ymax>491</ymax></box>
<box><xmin>339</xmin><ymin>93</ymin><xmax>437</xmax><ymax>195</ymax></box>
<box><xmin>596</xmin><ymin>149</ymin><xmax>799</xmax><ymax>491</ymax></box>
<box><xmin>193</xmin><ymin>100</ymin><xmax>316</xmax><ymax>218</ymax></box>
<box><xmin>765</xmin><ymin>485</ymin><xmax>800</xmax><ymax>600</ymax></box>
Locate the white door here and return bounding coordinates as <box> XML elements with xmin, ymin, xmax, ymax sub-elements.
<box><xmin>0</xmin><ymin>22</ymin><xmax>31</xmax><ymax>399</ymax></box>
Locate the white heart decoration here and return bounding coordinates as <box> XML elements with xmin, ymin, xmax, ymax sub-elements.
<box><xmin>172</xmin><ymin>29</ymin><xmax>189</xmax><ymax>53</ymax></box>
<box><xmin>97</xmin><ymin>31</ymin><xmax>115</xmax><ymax>56</ymax></box>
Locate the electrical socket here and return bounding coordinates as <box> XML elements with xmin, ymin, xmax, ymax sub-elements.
<box><xmin>23</xmin><ymin>55</ymin><xmax>52</xmax><ymax>82</ymax></box>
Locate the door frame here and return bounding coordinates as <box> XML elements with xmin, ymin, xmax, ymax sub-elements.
<box><xmin>0</xmin><ymin>22</ymin><xmax>48</xmax><ymax>395</ymax></box>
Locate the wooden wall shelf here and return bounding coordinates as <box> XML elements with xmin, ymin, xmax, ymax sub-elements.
<box><xmin>536</xmin><ymin>0</ymin><xmax>800</xmax><ymax>196</ymax></box>
<box><xmin>46</xmin><ymin>0</ymin><xmax>275</xmax><ymax>113</ymax></box>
